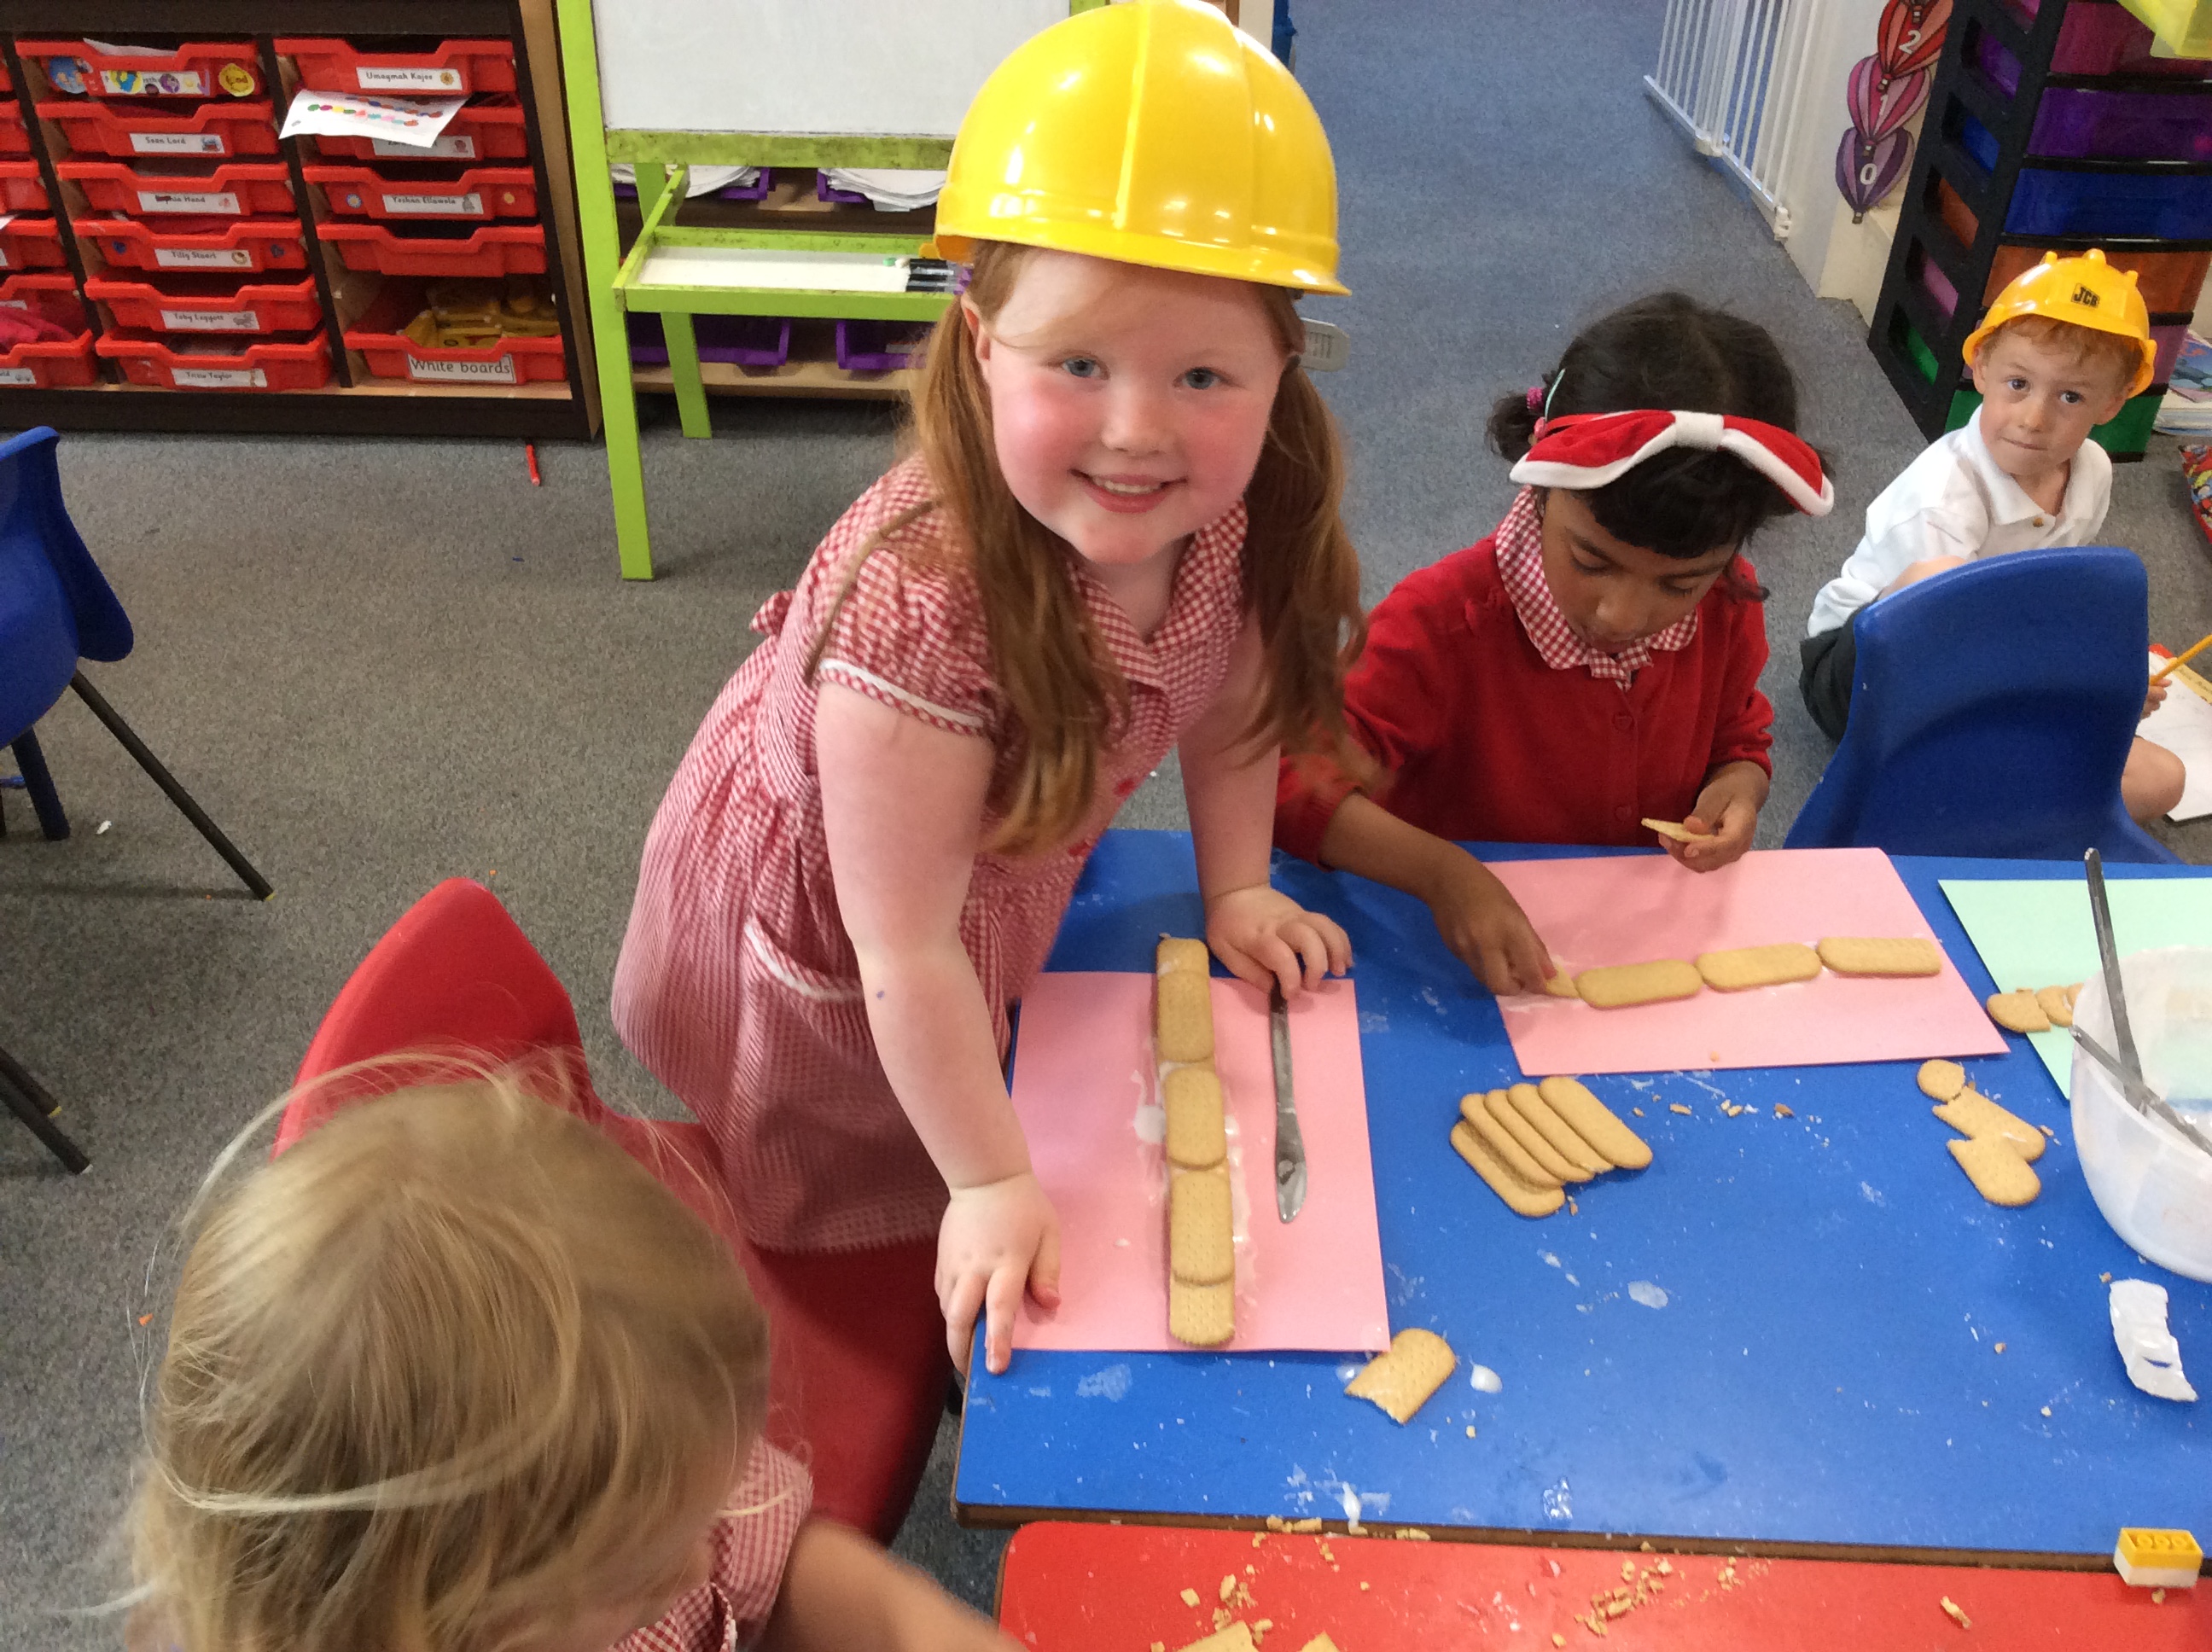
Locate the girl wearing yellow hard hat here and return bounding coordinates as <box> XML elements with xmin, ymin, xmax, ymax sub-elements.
<box><xmin>614</xmin><ymin>0</ymin><xmax>1365</xmax><ymax>1379</ymax></box>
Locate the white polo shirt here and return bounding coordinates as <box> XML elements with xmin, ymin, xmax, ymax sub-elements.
<box><xmin>1806</xmin><ymin>408</ymin><xmax>2112</xmax><ymax>637</ymax></box>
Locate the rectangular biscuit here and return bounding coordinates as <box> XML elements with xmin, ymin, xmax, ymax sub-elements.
<box><xmin>1537</xmin><ymin>1075</ymin><xmax>1652</xmax><ymax>1171</ymax></box>
<box><xmin>1480</xmin><ymin>1088</ymin><xmax>1581</xmax><ymax>1183</ymax></box>
<box><xmin>1457</xmin><ymin>1093</ymin><xmax>1561</xmax><ymax>1188</ymax></box>
<box><xmin>1344</xmin><ymin>1326</ymin><xmax>1458</xmax><ymax>1423</ymax></box>
<box><xmin>1947</xmin><ymin>1134</ymin><xmax>2040</xmax><ymax>1207</ymax></box>
<box><xmin>1451</xmin><ymin>1120</ymin><xmax>1565</xmax><ymax>1217</ymax></box>
<box><xmin>1696</xmin><ymin>942</ymin><xmax>1822</xmax><ymax>992</ymax></box>
<box><xmin>1933</xmin><ymin>1087</ymin><xmax>2046</xmax><ymax>1162</ymax></box>
<box><xmin>1504</xmin><ymin>1081</ymin><xmax>1607</xmax><ymax>1176</ymax></box>
<box><xmin>1542</xmin><ymin>971</ymin><xmax>1580</xmax><ymax>999</ymax></box>
<box><xmin>1163</xmin><ymin>1065</ymin><xmax>1227</xmax><ymax>1170</ymax></box>
<box><xmin>1155</xmin><ymin>969</ymin><xmax>1214</xmax><ymax>1063</ymax></box>
<box><xmin>1817</xmin><ymin>935</ymin><xmax>1942</xmax><ymax>977</ymax></box>
<box><xmin>1168</xmin><ymin>1277</ymin><xmax>1235</xmax><ymax>1348</ymax></box>
<box><xmin>1156</xmin><ymin>936</ymin><xmax>1212</xmax><ymax>977</ymax></box>
<box><xmin>1169</xmin><ymin>1168</ymin><xmax>1234</xmax><ymax>1285</ymax></box>
<box><xmin>1575</xmin><ymin>959</ymin><xmax>1703</xmax><ymax>1009</ymax></box>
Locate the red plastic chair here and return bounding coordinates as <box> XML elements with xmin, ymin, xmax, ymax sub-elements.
<box><xmin>281</xmin><ymin>877</ymin><xmax>949</xmax><ymax>1544</ymax></box>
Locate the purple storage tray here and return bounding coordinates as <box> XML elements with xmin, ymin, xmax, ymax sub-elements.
<box><xmin>627</xmin><ymin>312</ymin><xmax>790</xmax><ymax>367</ymax></box>
<box><xmin>835</xmin><ymin>317</ymin><xmax>928</xmax><ymax>372</ymax></box>
<box><xmin>817</xmin><ymin>171</ymin><xmax>870</xmax><ymax>206</ymax></box>
<box><xmin>1975</xmin><ymin>10</ymin><xmax>2212</xmax><ymax>91</ymax></box>
<box><xmin>2029</xmin><ymin>85</ymin><xmax>2212</xmax><ymax>160</ymax></box>
<box><xmin>613</xmin><ymin>170</ymin><xmax>771</xmax><ymax>203</ymax></box>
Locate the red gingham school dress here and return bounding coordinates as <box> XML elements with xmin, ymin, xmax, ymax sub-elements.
<box><xmin>616</xmin><ymin>1438</ymin><xmax>811</xmax><ymax>1651</ymax></box>
<box><xmin>612</xmin><ymin>457</ymin><xmax>1251</xmax><ymax>1252</ymax></box>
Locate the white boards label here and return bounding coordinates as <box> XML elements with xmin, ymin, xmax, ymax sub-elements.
<box><xmin>410</xmin><ymin>354</ymin><xmax>516</xmax><ymax>384</ymax></box>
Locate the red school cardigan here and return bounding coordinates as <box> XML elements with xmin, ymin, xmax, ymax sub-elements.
<box><xmin>1274</xmin><ymin>532</ymin><xmax>1774</xmax><ymax>859</ymax></box>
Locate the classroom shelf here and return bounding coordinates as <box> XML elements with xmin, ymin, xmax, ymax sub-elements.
<box><xmin>3</xmin><ymin>0</ymin><xmax>600</xmax><ymax>439</ymax></box>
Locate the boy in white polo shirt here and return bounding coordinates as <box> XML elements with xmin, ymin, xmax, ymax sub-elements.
<box><xmin>1800</xmin><ymin>248</ymin><xmax>2185</xmax><ymax>821</ymax></box>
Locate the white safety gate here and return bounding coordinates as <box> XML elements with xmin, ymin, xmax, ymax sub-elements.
<box><xmin>1645</xmin><ymin>0</ymin><xmax>1821</xmax><ymax>238</ymax></box>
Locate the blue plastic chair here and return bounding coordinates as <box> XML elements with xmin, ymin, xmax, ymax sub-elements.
<box><xmin>0</xmin><ymin>427</ymin><xmax>271</xmax><ymax>1172</ymax></box>
<box><xmin>1787</xmin><ymin>545</ymin><xmax>2181</xmax><ymax>864</ymax></box>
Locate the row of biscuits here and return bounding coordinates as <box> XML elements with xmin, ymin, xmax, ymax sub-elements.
<box><xmin>1560</xmin><ymin>935</ymin><xmax>1944</xmax><ymax>1008</ymax></box>
<box><xmin>1451</xmin><ymin>1076</ymin><xmax>1650</xmax><ymax>1219</ymax></box>
<box><xmin>1158</xmin><ymin>938</ymin><xmax>1234</xmax><ymax>1349</ymax></box>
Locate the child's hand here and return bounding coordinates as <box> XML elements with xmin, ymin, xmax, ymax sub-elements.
<box><xmin>1423</xmin><ymin>850</ymin><xmax>1557</xmax><ymax>997</ymax></box>
<box><xmin>1669</xmin><ymin>764</ymin><xmax>1765</xmax><ymax>873</ymax></box>
<box><xmin>1879</xmin><ymin>554</ymin><xmax>1968</xmax><ymax>598</ymax></box>
<box><xmin>1205</xmin><ymin>883</ymin><xmax>1351</xmax><ymax>998</ymax></box>
<box><xmin>2145</xmin><ymin>675</ymin><xmax>2170</xmax><ymax>720</ymax></box>
<box><xmin>937</xmin><ymin>1171</ymin><xmax>1059</xmax><ymax>1377</ymax></box>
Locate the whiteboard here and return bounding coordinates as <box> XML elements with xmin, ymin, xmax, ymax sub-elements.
<box><xmin>594</xmin><ymin>0</ymin><xmax>1072</xmax><ymax>136</ymax></box>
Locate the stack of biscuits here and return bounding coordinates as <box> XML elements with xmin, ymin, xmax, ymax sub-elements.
<box><xmin>1451</xmin><ymin>1075</ymin><xmax>1650</xmax><ymax>1219</ymax></box>
<box><xmin>1157</xmin><ymin>937</ymin><xmax>1234</xmax><ymax>1347</ymax></box>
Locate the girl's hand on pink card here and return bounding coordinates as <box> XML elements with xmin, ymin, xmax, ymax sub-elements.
<box><xmin>936</xmin><ymin>1172</ymin><xmax>1060</xmax><ymax>1376</ymax></box>
<box><xmin>1423</xmin><ymin>852</ymin><xmax>1557</xmax><ymax>996</ymax></box>
<box><xmin>1205</xmin><ymin>884</ymin><xmax>1351</xmax><ymax>998</ymax></box>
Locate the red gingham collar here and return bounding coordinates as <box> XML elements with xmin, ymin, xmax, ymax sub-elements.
<box><xmin>1493</xmin><ymin>487</ymin><xmax>1697</xmax><ymax>688</ymax></box>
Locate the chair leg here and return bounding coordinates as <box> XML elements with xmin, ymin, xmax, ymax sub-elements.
<box><xmin>67</xmin><ymin>672</ymin><xmax>273</xmax><ymax>899</ymax></box>
<box><xmin>10</xmin><ymin>730</ymin><xmax>70</xmax><ymax>840</ymax></box>
<box><xmin>0</xmin><ymin>1042</ymin><xmax>89</xmax><ymax>1174</ymax></box>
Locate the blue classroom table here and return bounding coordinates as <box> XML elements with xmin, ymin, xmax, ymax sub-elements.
<box><xmin>952</xmin><ymin>831</ymin><xmax>2210</xmax><ymax>1562</ymax></box>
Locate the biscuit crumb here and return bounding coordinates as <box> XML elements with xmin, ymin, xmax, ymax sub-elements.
<box><xmin>1265</xmin><ymin>1515</ymin><xmax>1286</xmax><ymax>1532</ymax></box>
<box><xmin>1553</xmin><ymin>1637</ymin><xmax>1567</xmax><ymax>1649</ymax></box>
<box><xmin>1621</xmin><ymin>1559</ymin><xmax>1635</xmax><ymax>1581</ymax></box>
<box><xmin>1655</xmin><ymin>1559</ymin><xmax>1673</xmax><ymax>1575</ymax></box>
<box><xmin>2040</xmin><ymin>1405</ymin><xmax>2052</xmax><ymax>1416</ymax></box>
<box><xmin>1775</xmin><ymin>1103</ymin><xmax>1794</xmax><ymax>1118</ymax></box>
<box><xmin>1632</xmin><ymin>1107</ymin><xmax>1644</xmax><ymax>1116</ymax></box>
<box><xmin>1669</xmin><ymin>1102</ymin><xmax>1693</xmax><ymax>1115</ymax></box>
<box><xmin>1394</xmin><ymin>1527</ymin><xmax>1432</xmax><ymax>1539</ymax></box>
<box><xmin>1220</xmin><ymin>1575</ymin><xmax>1237</xmax><ymax>1603</ymax></box>
<box><xmin>1567</xmin><ymin>1197</ymin><xmax>1579</xmax><ymax>1214</ymax></box>
<box><xmin>1359</xmin><ymin>1581</ymin><xmax>1370</xmax><ymax>1591</ymax></box>
<box><xmin>1466</xmin><ymin>1424</ymin><xmax>1477</xmax><ymax>1437</ymax></box>
<box><xmin>2153</xmin><ymin>1590</ymin><xmax>2167</xmax><ymax>1604</ymax></box>
<box><xmin>1290</xmin><ymin>1517</ymin><xmax>1323</xmax><ymax>1533</ymax></box>
<box><xmin>1253</xmin><ymin>1623</ymin><xmax>1272</xmax><ymax>1645</ymax></box>
<box><xmin>2100</xmin><ymin>1272</ymin><xmax>2113</xmax><ymax>1283</ymax></box>
<box><xmin>1940</xmin><ymin>1596</ymin><xmax>1970</xmax><ymax>1629</ymax></box>
<box><xmin>1318</xmin><ymin>1541</ymin><xmax>1334</xmax><ymax>1562</ymax></box>
<box><xmin>1214</xmin><ymin>1606</ymin><xmax>1234</xmax><ymax>1631</ymax></box>
<box><xmin>1639</xmin><ymin>1541</ymin><xmax>1654</xmax><ymax>1551</ymax></box>
<box><xmin>1153</xmin><ymin>1643</ymin><xmax>1165</xmax><ymax>1652</ymax></box>
<box><xmin>1994</xmin><ymin>1341</ymin><xmax>2005</xmax><ymax>1353</ymax></box>
<box><xmin>1181</xmin><ymin>1588</ymin><xmax>1202</xmax><ymax>1607</ymax></box>
<box><xmin>1245</xmin><ymin>1563</ymin><xmax>1256</xmax><ymax>1574</ymax></box>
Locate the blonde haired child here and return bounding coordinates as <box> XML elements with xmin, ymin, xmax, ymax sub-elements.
<box><xmin>614</xmin><ymin>0</ymin><xmax>1365</xmax><ymax>1375</ymax></box>
<box><xmin>128</xmin><ymin>1073</ymin><xmax>1014</xmax><ymax>1652</ymax></box>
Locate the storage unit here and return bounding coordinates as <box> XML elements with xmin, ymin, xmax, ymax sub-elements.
<box><xmin>3</xmin><ymin>2</ymin><xmax>597</xmax><ymax>437</ymax></box>
<box><xmin>1869</xmin><ymin>0</ymin><xmax>2212</xmax><ymax>457</ymax></box>
<box><xmin>345</xmin><ymin>280</ymin><xmax>566</xmax><ymax>385</ymax></box>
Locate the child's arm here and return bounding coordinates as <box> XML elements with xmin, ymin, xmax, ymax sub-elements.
<box><xmin>1182</xmin><ymin>620</ymin><xmax>1352</xmax><ymax>994</ymax></box>
<box><xmin>1667</xmin><ymin>759</ymin><xmax>1769</xmax><ymax>872</ymax></box>
<box><xmin>1317</xmin><ymin>792</ymin><xmax>1557</xmax><ymax>994</ymax></box>
<box><xmin>817</xmin><ymin>683</ymin><xmax>1059</xmax><ymax>1376</ymax></box>
<box><xmin>761</xmin><ymin>1519</ymin><xmax>1019</xmax><ymax>1652</ymax></box>
<box><xmin>1671</xmin><ymin>593</ymin><xmax>1772</xmax><ymax>873</ymax></box>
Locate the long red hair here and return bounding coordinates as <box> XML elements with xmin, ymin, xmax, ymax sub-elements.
<box><xmin>813</xmin><ymin>241</ymin><xmax>1365</xmax><ymax>856</ymax></box>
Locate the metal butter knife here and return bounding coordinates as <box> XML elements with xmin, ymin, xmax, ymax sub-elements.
<box><xmin>1271</xmin><ymin>982</ymin><xmax>1307</xmax><ymax>1221</ymax></box>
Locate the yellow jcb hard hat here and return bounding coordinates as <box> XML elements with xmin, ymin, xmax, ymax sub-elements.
<box><xmin>926</xmin><ymin>0</ymin><xmax>1346</xmax><ymax>295</ymax></box>
<box><xmin>1961</xmin><ymin>247</ymin><xmax>2155</xmax><ymax>398</ymax></box>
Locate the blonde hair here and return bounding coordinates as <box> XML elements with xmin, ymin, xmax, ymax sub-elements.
<box><xmin>1982</xmin><ymin>314</ymin><xmax>2142</xmax><ymax>394</ymax></box>
<box><xmin>129</xmin><ymin>1067</ymin><xmax>770</xmax><ymax>1652</ymax></box>
<box><xmin>811</xmin><ymin>240</ymin><xmax>1368</xmax><ymax>856</ymax></box>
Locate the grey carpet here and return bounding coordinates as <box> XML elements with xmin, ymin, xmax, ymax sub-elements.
<box><xmin>5</xmin><ymin>2</ymin><xmax>2209</xmax><ymax>1643</ymax></box>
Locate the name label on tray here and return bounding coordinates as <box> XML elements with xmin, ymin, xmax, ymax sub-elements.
<box><xmin>172</xmin><ymin>365</ymin><xmax>266</xmax><ymax>388</ymax></box>
<box><xmin>0</xmin><ymin>298</ymin><xmax>24</xmax><ymax>309</ymax></box>
<box><xmin>371</xmin><ymin>134</ymin><xmax>476</xmax><ymax>159</ymax></box>
<box><xmin>410</xmin><ymin>355</ymin><xmax>515</xmax><ymax>384</ymax></box>
<box><xmin>0</xmin><ymin>365</ymin><xmax>36</xmax><ymax>385</ymax></box>
<box><xmin>132</xmin><ymin>131</ymin><xmax>228</xmax><ymax>155</ymax></box>
<box><xmin>139</xmin><ymin>190</ymin><xmax>241</xmax><ymax>215</ymax></box>
<box><xmin>357</xmin><ymin>67</ymin><xmax>465</xmax><ymax>91</ymax></box>
<box><xmin>154</xmin><ymin>246</ymin><xmax>253</xmax><ymax>269</ymax></box>
<box><xmin>385</xmin><ymin>192</ymin><xmax>483</xmax><ymax>216</ymax></box>
<box><xmin>0</xmin><ymin>248</ymin><xmax>12</xmax><ymax>270</ymax></box>
<box><xmin>101</xmin><ymin>69</ymin><xmax>207</xmax><ymax>96</ymax></box>
<box><xmin>161</xmin><ymin>307</ymin><xmax>260</xmax><ymax>331</ymax></box>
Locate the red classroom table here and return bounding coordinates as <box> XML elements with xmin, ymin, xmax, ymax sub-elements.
<box><xmin>996</xmin><ymin>1521</ymin><xmax>2211</xmax><ymax>1649</ymax></box>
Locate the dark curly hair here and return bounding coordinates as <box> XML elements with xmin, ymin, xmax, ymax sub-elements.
<box><xmin>1487</xmin><ymin>292</ymin><xmax>1820</xmax><ymax>565</ymax></box>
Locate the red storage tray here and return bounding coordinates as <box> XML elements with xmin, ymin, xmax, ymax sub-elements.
<box><xmin>275</xmin><ymin>38</ymin><xmax>516</xmax><ymax>96</ymax></box>
<box><xmin>40</xmin><ymin>98</ymin><xmax>278</xmax><ymax>159</ymax></box>
<box><xmin>23</xmin><ymin>41</ymin><xmax>263</xmax><ymax>101</ymax></box>
<box><xmin>59</xmin><ymin>160</ymin><xmax>294</xmax><ymax>218</ymax></box>
<box><xmin>76</xmin><ymin>214</ymin><xmax>307</xmax><ymax>274</ymax></box>
<box><xmin>303</xmin><ymin>163</ymin><xmax>536</xmax><ymax>221</ymax></box>
<box><xmin>315</xmin><ymin>220</ymin><xmax>545</xmax><ymax>277</ymax></box>
<box><xmin>85</xmin><ymin>271</ymin><xmax>323</xmax><ymax>334</ymax></box>
<box><xmin>0</xmin><ymin>163</ymin><xmax>49</xmax><ymax>212</ymax></box>
<box><xmin>0</xmin><ymin>328</ymin><xmax>97</xmax><ymax>387</ymax></box>
<box><xmin>0</xmin><ymin>271</ymin><xmax>87</xmax><ymax>329</ymax></box>
<box><xmin>0</xmin><ymin>218</ymin><xmax>68</xmax><ymax>270</ymax></box>
<box><xmin>0</xmin><ymin>106</ymin><xmax>28</xmax><ymax>157</ymax></box>
<box><xmin>309</xmin><ymin>97</ymin><xmax>528</xmax><ymax>162</ymax></box>
<box><xmin>345</xmin><ymin>283</ymin><xmax>564</xmax><ymax>386</ymax></box>
<box><xmin>96</xmin><ymin>329</ymin><xmax>332</xmax><ymax>390</ymax></box>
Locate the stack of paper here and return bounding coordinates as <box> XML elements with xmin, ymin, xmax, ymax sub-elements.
<box><xmin>823</xmin><ymin>168</ymin><xmax>944</xmax><ymax>212</ymax></box>
<box><xmin>611</xmin><ymin>164</ymin><xmax>760</xmax><ymax>199</ymax></box>
<box><xmin>2154</xmin><ymin>332</ymin><xmax>2212</xmax><ymax>434</ymax></box>
<box><xmin>2145</xmin><ymin>653</ymin><xmax>2212</xmax><ymax>823</ymax></box>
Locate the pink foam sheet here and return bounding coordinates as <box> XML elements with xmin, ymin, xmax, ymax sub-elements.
<box><xmin>1491</xmin><ymin>848</ymin><xmax>2007</xmax><ymax>1077</ymax></box>
<box><xmin>1009</xmin><ymin>972</ymin><xmax>1391</xmax><ymax>1354</ymax></box>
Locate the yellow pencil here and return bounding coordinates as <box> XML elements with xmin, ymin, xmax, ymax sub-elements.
<box><xmin>2151</xmin><ymin>631</ymin><xmax>2212</xmax><ymax>683</ymax></box>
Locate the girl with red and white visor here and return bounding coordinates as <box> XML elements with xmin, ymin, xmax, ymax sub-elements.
<box><xmin>1273</xmin><ymin>293</ymin><xmax>1834</xmax><ymax>997</ymax></box>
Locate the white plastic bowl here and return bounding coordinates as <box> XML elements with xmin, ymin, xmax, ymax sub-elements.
<box><xmin>2069</xmin><ymin>946</ymin><xmax>2212</xmax><ymax>1283</ymax></box>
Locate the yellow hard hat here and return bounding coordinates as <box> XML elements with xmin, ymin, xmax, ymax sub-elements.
<box><xmin>926</xmin><ymin>0</ymin><xmax>1346</xmax><ymax>295</ymax></box>
<box><xmin>1961</xmin><ymin>248</ymin><xmax>2155</xmax><ymax>398</ymax></box>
